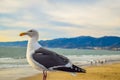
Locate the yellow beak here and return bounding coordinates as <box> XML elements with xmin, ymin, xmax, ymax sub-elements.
<box><xmin>19</xmin><ymin>32</ymin><xmax>27</xmax><ymax>36</ymax></box>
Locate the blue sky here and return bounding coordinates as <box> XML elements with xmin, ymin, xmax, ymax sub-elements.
<box><xmin>0</xmin><ymin>0</ymin><xmax>120</xmax><ymax>42</ymax></box>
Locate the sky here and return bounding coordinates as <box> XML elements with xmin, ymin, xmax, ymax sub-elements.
<box><xmin>0</xmin><ymin>0</ymin><xmax>120</xmax><ymax>42</ymax></box>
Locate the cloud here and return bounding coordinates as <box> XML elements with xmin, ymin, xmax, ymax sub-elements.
<box><xmin>43</xmin><ymin>0</ymin><xmax>120</xmax><ymax>27</ymax></box>
<box><xmin>0</xmin><ymin>0</ymin><xmax>120</xmax><ymax>41</ymax></box>
<box><xmin>0</xmin><ymin>29</ymin><xmax>23</xmax><ymax>41</ymax></box>
<box><xmin>0</xmin><ymin>0</ymin><xmax>27</xmax><ymax>13</ymax></box>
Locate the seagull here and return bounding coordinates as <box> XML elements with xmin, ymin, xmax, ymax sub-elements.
<box><xmin>19</xmin><ymin>29</ymin><xmax>86</xmax><ymax>80</ymax></box>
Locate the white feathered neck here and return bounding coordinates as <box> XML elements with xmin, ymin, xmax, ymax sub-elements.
<box><xmin>27</xmin><ymin>36</ymin><xmax>41</xmax><ymax>55</ymax></box>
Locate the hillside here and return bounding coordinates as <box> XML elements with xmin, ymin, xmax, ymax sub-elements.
<box><xmin>0</xmin><ymin>36</ymin><xmax>120</xmax><ymax>50</ymax></box>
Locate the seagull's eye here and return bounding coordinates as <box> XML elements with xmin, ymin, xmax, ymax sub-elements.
<box><xmin>29</xmin><ymin>30</ymin><xmax>33</xmax><ymax>32</ymax></box>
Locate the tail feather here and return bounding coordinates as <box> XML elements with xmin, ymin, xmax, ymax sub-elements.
<box><xmin>72</xmin><ymin>65</ymin><xmax>86</xmax><ymax>73</ymax></box>
<box><xmin>53</xmin><ymin>65</ymin><xmax>86</xmax><ymax>73</ymax></box>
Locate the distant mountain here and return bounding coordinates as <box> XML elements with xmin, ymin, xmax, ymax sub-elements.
<box><xmin>40</xmin><ymin>36</ymin><xmax>120</xmax><ymax>49</ymax></box>
<box><xmin>40</xmin><ymin>36</ymin><xmax>95</xmax><ymax>48</ymax></box>
<box><xmin>0</xmin><ymin>36</ymin><xmax>120</xmax><ymax>50</ymax></box>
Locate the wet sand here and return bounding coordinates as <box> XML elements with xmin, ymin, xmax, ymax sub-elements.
<box><xmin>0</xmin><ymin>67</ymin><xmax>40</xmax><ymax>80</ymax></box>
<box><xmin>18</xmin><ymin>63</ymin><xmax>120</xmax><ymax>80</ymax></box>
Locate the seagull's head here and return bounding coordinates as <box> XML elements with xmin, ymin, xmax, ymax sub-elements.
<box><xmin>19</xmin><ymin>29</ymin><xmax>39</xmax><ymax>40</ymax></box>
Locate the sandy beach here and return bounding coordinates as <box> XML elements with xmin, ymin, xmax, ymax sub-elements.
<box><xmin>1</xmin><ymin>63</ymin><xmax>119</xmax><ymax>80</ymax></box>
<box><xmin>0</xmin><ymin>67</ymin><xmax>40</xmax><ymax>80</ymax></box>
<box><xmin>18</xmin><ymin>63</ymin><xmax>120</xmax><ymax>80</ymax></box>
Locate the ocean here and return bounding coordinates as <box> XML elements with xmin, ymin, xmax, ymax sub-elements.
<box><xmin>0</xmin><ymin>47</ymin><xmax>120</xmax><ymax>69</ymax></box>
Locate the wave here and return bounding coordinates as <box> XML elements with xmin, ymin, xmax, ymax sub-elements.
<box><xmin>0</xmin><ymin>57</ymin><xmax>27</xmax><ymax>63</ymax></box>
<box><xmin>66</xmin><ymin>55</ymin><xmax>120</xmax><ymax>66</ymax></box>
<box><xmin>0</xmin><ymin>55</ymin><xmax>120</xmax><ymax>69</ymax></box>
<box><xmin>0</xmin><ymin>58</ymin><xmax>28</xmax><ymax>69</ymax></box>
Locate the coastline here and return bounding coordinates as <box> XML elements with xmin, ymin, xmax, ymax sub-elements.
<box><xmin>0</xmin><ymin>67</ymin><xmax>40</xmax><ymax>80</ymax></box>
<box><xmin>18</xmin><ymin>62</ymin><xmax>120</xmax><ymax>80</ymax></box>
<box><xmin>0</xmin><ymin>62</ymin><xmax>120</xmax><ymax>80</ymax></box>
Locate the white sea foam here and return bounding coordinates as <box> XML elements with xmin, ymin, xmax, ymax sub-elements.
<box><xmin>0</xmin><ymin>58</ymin><xmax>27</xmax><ymax>63</ymax></box>
<box><xmin>66</xmin><ymin>55</ymin><xmax>120</xmax><ymax>66</ymax></box>
<box><xmin>0</xmin><ymin>58</ymin><xmax>28</xmax><ymax>69</ymax></box>
<box><xmin>0</xmin><ymin>55</ymin><xmax>120</xmax><ymax>69</ymax></box>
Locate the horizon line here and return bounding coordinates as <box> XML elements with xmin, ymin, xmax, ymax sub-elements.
<box><xmin>0</xmin><ymin>35</ymin><xmax>120</xmax><ymax>42</ymax></box>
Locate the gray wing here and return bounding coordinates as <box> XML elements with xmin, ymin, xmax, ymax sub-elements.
<box><xmin>32</xmin><ymin>47</ymin><xmax>69</xmax><ymax>69</ymax></box>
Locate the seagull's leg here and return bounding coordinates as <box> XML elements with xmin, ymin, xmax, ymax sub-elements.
<box><xmin>45</xmin><ymin>71</ymin><xmax>47</xmax><ymax>80</ymax></box>
<box><xmin>43</xmin><ymin>70</ymin><xmax>45</xmax><ymax>80</ymax></box>
<box><xmin>43</xmin><ymin>70</ymin><xmax>47</xmax><ymax>80</ymax></box>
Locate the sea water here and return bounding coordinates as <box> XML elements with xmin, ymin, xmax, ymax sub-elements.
<box><xmin>0</xmin><ymin>47</ymin><xmax>120</xmax><ymax>69</ymax></box>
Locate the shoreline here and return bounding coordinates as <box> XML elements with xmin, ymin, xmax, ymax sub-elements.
<box><xmin>18</xmin><ymin>62</ymin><xmax>120</xmax><ymax>80</ymax></box>
<box><xmin>0</xmin><ymin>62</ymin><xmax>120</xmax><ymax>80</ymax></box>
<box><xmin>0</xmin><ymin>67</ymin><xmax>40</xmax><ymax>80</ymax></box>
